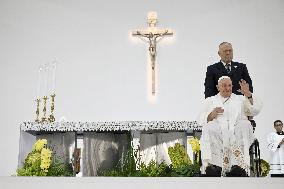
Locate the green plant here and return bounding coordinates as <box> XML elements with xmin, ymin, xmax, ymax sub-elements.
<box><xmin>170</xmin><ymin>164</ymin><xmax>201</xmax><ymax>177</ymax></box>
<box><xmin>99</xmin><ymin>141</ymin><xmax>200</xmax><ymax>177</ymax></box>
<box><xmin>98</xmin><ymin>134</ymin><xmax>141</xmax><ymax>176</ymax></box>
<box><xmin>139</xmin><ymin>160</ymin><xmax>171</xmax><ymax>177</ymax></box>
<box><xmin>168</xmin><ymin>143</ymin><xmax>200</xmax><ymax>176</ymax></box>
<box><xmin>16</xmin><ymin>139</ymin><xmax>73</xmax><ymax>176</ymax></box>
<box><xmin>260</xmin><ymin>159</ymin><xmax>270</xmax><ymax>177</ymax></box>
<box><xmin>168</xmin><ymin>143</ymin><xmax>192</xmax><ymax>169</ymax></box>
<box><xmin>47</xmin><ymin>159</ymin><xmax>73</xmax><ymax>176</ymax></box>
<box><xmin>119</xmin><ymin>142</ymin><xmax>139</xmax><ymax>176</ymax></box>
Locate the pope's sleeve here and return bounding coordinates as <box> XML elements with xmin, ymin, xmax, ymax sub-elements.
<box><xmin>243</xmin><ymin>94</ymin><xmax>263</xmax><ymax>116</ymax></box>
<box><xmin>197</xmin><ymin>97</ymin><xmax>214</xmax><ymax>126</ymax></box>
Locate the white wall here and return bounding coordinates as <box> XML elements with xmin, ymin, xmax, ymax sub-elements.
<box><xmin>0</xmin><ymin>0</ymin><xmax>283</xmax><ymax>176</ymax></box>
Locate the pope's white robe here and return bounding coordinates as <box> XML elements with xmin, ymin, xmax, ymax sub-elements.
<box><xmin>198</xmin><ymin>93</ymin><xmax>262</xmax><ymax>175</ymax></box>
<box><xmin>267</xmin><ymin>132</ymin><xmax>284</xmax><ymax>175</ymax></box>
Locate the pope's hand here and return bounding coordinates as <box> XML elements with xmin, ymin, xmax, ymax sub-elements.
<box><xmin>237</xmin><ymin>79</ymin><xmax>251</xmax><ymax>97</ymax></box>
<box><xmin>208</xmin><ymin>107</ymin><xmax>224</xmax><ymax>122</ymax></box>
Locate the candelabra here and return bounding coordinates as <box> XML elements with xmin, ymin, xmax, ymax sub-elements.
<box><xmin>41</xmin><ymin>96</ymin><xmax>48</xmax><ymax>123</ymax></box>
<box><xmin>48</xmin><ymin>93</ymin><xmax>56</xmax><ymax>122</ymax></box>
<box><xmin>35</xmin><ymin>99</ymin><xmax>41</xmax><ymax>123</ymax></box>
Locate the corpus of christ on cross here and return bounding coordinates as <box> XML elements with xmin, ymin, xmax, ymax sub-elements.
<box><xmin>132</xmin><ymin>12</ymin><xmax>173</xmax><ymax>96</ymax></box>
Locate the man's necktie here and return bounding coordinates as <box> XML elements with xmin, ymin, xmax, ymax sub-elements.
<box><xmin>225</xmin><ymin>64</ymin><xmax>231</xmax><ymax>74</ymax></box>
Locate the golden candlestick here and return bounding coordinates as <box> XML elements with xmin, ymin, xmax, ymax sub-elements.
<box><xmin>41</xmin><ymin>96</ymin><xmax>48</xmax><ymax>123</ymax></box>
<box><xmin>48</xmin><ymin>93</ymin><xmax>56</xmax><ymax>122</ymax></box>
<box><xmin>35</xmin><ymin>99</ymin><xmax>41</xmax><ymax>123</ymax></box>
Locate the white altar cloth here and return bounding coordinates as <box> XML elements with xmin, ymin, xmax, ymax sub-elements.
<box><xmin>19</xmin><ymin>121</ymin><xmax>201</xmax><ymax>176</ymax></box>
<box><xmin>20</xmin><ymin>121</ymin><xmax>201</xmax><ymax>132</ymax></box>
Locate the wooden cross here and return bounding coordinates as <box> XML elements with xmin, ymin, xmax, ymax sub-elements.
<box><xmin>132</xmin><ymin>12</ymin><xmax>173</xmax><ymax>96</ymax></box>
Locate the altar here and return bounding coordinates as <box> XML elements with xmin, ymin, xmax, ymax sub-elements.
<box><xmin>18</xmin><ymin>121</ymin><xmax>201</xmax><ymax>176</ymax></box>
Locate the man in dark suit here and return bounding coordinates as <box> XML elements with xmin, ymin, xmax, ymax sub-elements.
<box><xmin>204</xmin><ymin>42</ymin><xmax>253</xmax><ymax>98</ymax></box>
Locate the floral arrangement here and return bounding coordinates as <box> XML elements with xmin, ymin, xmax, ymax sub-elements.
<box><xmin>100</xmin><ymin>142</ymin><xmax>200</xmax><ymax>177</ymax></box>
<box><xmin>168</xmin><ymin>143</ymin><xmax>200</xmax><ymax>177</ymax></box>
<box><xmin>260</xmin><ymin>159</ymin><xmax>270</xmax><ymax>177</ymax></box>
<box><xmin>188</xmin><ymin>137</ymin><xmax>200</xmax><ymax>153</ymax></box>
<box><xmin>168</xmin><ymin>143</ymin><xmax>192</xmax><ymax>169</ymax></box>
<box><xmin>17</xmin><ymin>139</ymin><xmax>73</xmax><ymax>176</ymax></box>
<box><xmin>188</xmin><ymin>137</ymin><xmax>201</xmax><ymax>164</ymax></box>
<box><xmin>139</xmin><ymin>160</ymin><xmax>171</xmax><ymax>177</ymax></box>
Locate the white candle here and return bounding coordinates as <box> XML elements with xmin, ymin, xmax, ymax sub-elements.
<box><xmin>43</xmin><ymin>64</ymin><xmax>49</xmax><ymax>96</ymax></box>
<box><xmin>37</xmin><ymin>66</ymin><xmax>43</xmax><ymax>99</ymax></box>
<box><xmin>51</xmin><ymin>60</ymin><xmax>57</xmax><ymax>94</ymax></box>
<box><xmin>47</xmin><ymin>62</ymin><xmax>52</xmax><ymax>95</ymax></box>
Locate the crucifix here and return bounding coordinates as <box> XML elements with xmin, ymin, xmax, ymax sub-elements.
<box><xmin>132</xmin><ymin>12</ymin><xmax>173</xmax><ymax>96</ymax></box>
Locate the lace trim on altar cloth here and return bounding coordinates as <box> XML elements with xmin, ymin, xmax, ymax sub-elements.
<box><xmin>20</xmin><ymin>121</ymin><xmax>202</xmax><ymax>132</ymax></box>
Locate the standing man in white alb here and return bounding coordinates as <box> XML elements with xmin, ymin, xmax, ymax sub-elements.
<box><xmin>267</xmin><ymin>120</ymin><xmax>284</xmax><ymax>177</ymax></box>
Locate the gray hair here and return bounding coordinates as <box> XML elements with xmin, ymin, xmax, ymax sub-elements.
<box><xmin>219</xmin><ymin>42</ymin><xmax>232</xmax><ymax>48</ymax></box>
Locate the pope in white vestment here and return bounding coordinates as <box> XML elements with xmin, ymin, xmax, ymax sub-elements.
<box><xmin>267</xmin><ymin>120</ymin><xmax>284</xmax><ymax>176</ymax></box>
<box><xmin>198</xmin><ymin>76</ymin><xmax>262</xmax><ymax>175</ymax></box>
